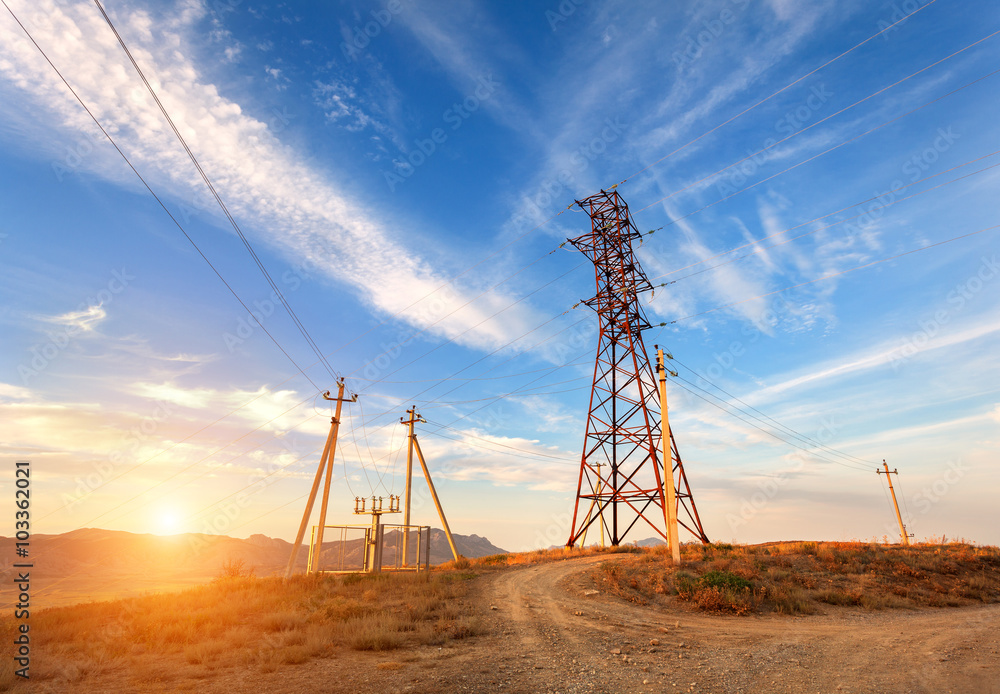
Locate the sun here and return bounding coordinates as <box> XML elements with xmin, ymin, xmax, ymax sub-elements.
<box><xmin>154</xmin><ymin>509</ymin><xmax>184</xmax><ymax>536</ymax></box>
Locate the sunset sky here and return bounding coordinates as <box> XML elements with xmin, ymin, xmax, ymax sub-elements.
<box><xmin>1</xmin><ymin>0</ymin><xmax>998</xmax><ymax>556</ymax></box>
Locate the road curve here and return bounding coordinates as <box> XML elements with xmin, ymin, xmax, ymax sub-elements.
<box><xmin>471</xmin><ymin>554</ymin><xmax>1000</xmax><ymax>694</ymax></box>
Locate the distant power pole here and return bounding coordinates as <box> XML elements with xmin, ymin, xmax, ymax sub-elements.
<box><xmin>876</xmin><ymin>460</ymin><xmax>912</xmax><ymax>545</ymax></box>
<box><xmin>565</xmin><ymin>189</ymin><xmax>708</xmax><ymax>548</ymax></box>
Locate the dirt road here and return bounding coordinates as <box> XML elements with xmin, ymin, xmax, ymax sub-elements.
<box><xmin>465</xmin><ymin>555</ymin><xmax>1000</xmax><ymax>693</ymax></box>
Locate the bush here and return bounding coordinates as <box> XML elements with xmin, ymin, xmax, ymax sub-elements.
<box><xmin>672</xmin><ymin>570</ymin><xmax>698</xmax><ymax>597</ymax></box>
<box><xmin>691</xmin><ymin>586</ymin><xmax>754</xmax><ymax>615</ymax></box>
<box><xmin>217</xmin><ymin>558</ymin><xmax>255</xmax><ymax>580</ymax></box>
<box><xmin>699</xmin><ymin>570</ymin><xmax>752</xmax><ymax>592</ymax></box>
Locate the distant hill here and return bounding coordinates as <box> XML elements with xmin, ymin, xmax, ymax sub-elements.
<box><xmin>0</xmin><ymin>528</ymin><xmax>507</xmax><ymax>608</ymax></box>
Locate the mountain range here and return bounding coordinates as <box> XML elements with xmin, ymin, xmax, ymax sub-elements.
<box><xmin>1</xmin><ymin>528</ymin><xmax>507</xmax><ymax>608</ymax></box>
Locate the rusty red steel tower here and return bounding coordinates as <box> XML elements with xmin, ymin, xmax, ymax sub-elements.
<box><xmin>566</xmin><ymin>189</ymin><xmax>709</xmax><ymax>547</ymax></box>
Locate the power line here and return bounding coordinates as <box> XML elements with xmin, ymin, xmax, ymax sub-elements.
<box><xmin>349</xmin><ymin>354</ymin><xmax>592</xmax><ymax>384</ymax></box>
<box><xmin>1</xmin><ymin>0</ymin><xmax>329</xmax><ymax>394</ymax></box>
<box><xmin>635</xmin><ymin>28</ymin><xmax>1000</xmax><ymax>212</ymax></box>
<box><xmin>93</xmin><ymin>0</ymin><xmax>340</xmax><ymax>387</ymax></box>
<box><xmin>670</xmin><ymin>370</ymin><xmax>873</xmax><ymax>470</ymax></box>
<box><xmin>250</xmin><ymin>0</ymin><xmax>960</xmax><ymax>396</ymax></box>
<box><xmin>364</xmin><ymin>261</ymin><xmax>588</xmax><ymax>384</ymax></box>
<box><xmin>10</xmin><ymin>0</ymin><xmax>595</xmax><ymax>520</ymax></box>
<box><xmin>421</xmin><ymin>427</ymin><xmax>577</xmax><ymax>465</ymax></box>
<box><xmin>296</xmin><ymin>322</ymin><xmax>596</xmax><ymax>488</ymax></box>
<box><xmin>668</xmin><ymin>356</ymin><xmax>874</xmax><ymax>466</ymax></box>
<box><xmin>660</xmin><ymin>222</ymin><xmax>1000</xmax><ymax>324</ymax></box>
<box><xmin>667</xmin><ymin>377</ymin><xmax>872</xmax><ymax>473</ymax></box>
<box><xmin>610</xmin><ymin>0</ymin><xmax>942</xmax><ymax>189</ymax></box>
<box><xmin>14</xmin><ymin>0</ymin><xmax>972</xmax><ymax>565</ymax></box>
<box><xmin>635</xmin><ymin>60</ymin><xmax>1000</xmax><ymax>216</ymax></box>
<box><xmin>647</xmin><ymin>151</ymin><xmax>1000</xmax><ymax>284</ymax></box>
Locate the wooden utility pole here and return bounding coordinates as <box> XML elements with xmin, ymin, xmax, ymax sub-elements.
<box><xmin>877</xmin><ymin>460</ymin><xmax>911</xmax><ymax>546</ymax></box>
<box><xmin>400</xmin><ymin>407</ymin><xmax>424</xmax><ymax>565</ymax></box>
<box><xmin>657</xmin><ymin>348</ymin><xmax>681</xmax><ymax>565</ymax></box>
<box><xmin>285</xmin><ymin>380</ymin><xmax>355</xmax><ymax>578</ymax></box>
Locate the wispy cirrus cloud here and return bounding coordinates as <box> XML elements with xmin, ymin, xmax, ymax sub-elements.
<box><xmin>41</xmin><ymin>304</ymin><xmax>108</xmax><ymax>332</ymax></box>
<box><xmin>750</xmin><ymin>314</ymin><xmax>1000</xmax><ymax>402</ymax></box>
<box><xmin>0</xmin><ymin>0</ymin><xmax>539</xmax><ymax>355</ymax></box>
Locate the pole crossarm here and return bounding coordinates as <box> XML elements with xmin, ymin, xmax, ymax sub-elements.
<box><xmin>567</xmin><ymin>189</ymin><xmax>708</xmax><ymax>548</ymax></box>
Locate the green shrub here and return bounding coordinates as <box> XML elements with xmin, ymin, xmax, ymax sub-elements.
<box><xmin>699</xmin><ymin>570</ymin><xmax>752</xmax><ymax>592</ymax></box>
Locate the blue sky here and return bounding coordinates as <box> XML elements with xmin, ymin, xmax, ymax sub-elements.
<box><xmin>1</xmin><ymin>0</ymin><xmax>997</xmax><ymax>554</ymax></box>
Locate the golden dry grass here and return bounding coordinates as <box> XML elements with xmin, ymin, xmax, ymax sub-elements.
<box><xmin>596</xmin><ymin>541</ymin><xmax>1000</xmax><ymax>615</ymax></box>
<box><xmin>0</xmin><ymin>569</ymin><xmax>480</xmax><ymax>692</ymax></box>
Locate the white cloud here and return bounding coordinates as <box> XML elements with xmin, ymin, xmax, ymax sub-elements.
<box><xmin>0</xmin><ymin>0</ymin><xmax>539</xmax><ymax>353</ymax></box>
<box><xmin>314</xmin><ymin>79</ymin><xmax>379</xmax><ymax>132</ymax></box>
<box><xmin>756</xmin><ymin>315</ymin><xmax>1000</xmax><ymax>400</ymax></box>
<box><xmin>42</xmin><ymin>304</ymin><xmax>107</xmax><ymax>332</ymax></box>
<box><xmin>394</xmin><ymin>4</ymin><xmax>542</xmax><ymax>141</ymax></box>
<box><xmin>417</xmin><ymin>427</ymin><xmax>577</xmax><ymax>492</ymax></box>
<box><xmin>0</xmin><ymin>383</ymin><xmax>32</xmax><ymax>399</ymax></box>
<box><xmin>263</xmin><ymin>65</ymin><xmax>287</xmax><ymax>89</ymax></box>
<box><xmin>132</xmin><ymin>382</ymin><xmax>216</xmax><ymax>409</ymax></box>
<box><xmin>128</xmin><ymin>380</ymin><xmax>327</xmax><ymax>434</ymax></box>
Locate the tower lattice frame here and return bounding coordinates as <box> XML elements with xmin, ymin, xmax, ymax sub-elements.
<box><xmin>567</xmin><ymin>189</ymin><xmax>709</xmax><ymax>547</ymax></box>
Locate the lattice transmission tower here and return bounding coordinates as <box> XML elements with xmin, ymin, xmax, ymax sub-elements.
<box><xmin>566</xmin><ymin>189</ymin><xmax>709</xmax><ymax>547</ymax></box>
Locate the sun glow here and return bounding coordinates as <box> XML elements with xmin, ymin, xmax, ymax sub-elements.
<box><xmin>154</xmin><ymin>509</ymin><xmax>184</xmax><ymax>536</ymax></box>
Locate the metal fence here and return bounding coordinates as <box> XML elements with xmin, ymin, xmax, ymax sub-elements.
<box><xmin>307</xmin><ymin>523</ymin><xmax>431</xmax><ymax>573</ymax></box>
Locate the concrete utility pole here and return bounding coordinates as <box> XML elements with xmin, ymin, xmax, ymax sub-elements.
<box><xmin>400</xmin><ymin>407</ymin><xmax>424</xmax><ymax>565</ymax></box>
<box><xmin>579</xmin><ymin>461</ymin><xmax>605</xmax><ymax>548</ymax></box>
<box><xmin>877</xmin><ymin>460</ymin><xmax>911</xmax><ymax>546</ymax></box>
<box><xmin>657</xmin><ymin>348</ymin><xmax>681</xmax><ymax>565</ymax></box>
<box><xmin>285</xmin><ymin>380</ymin><xmax>356</xmax><ymax>578</ymax></box>
<box><xmin>597</xmin><ymin>462</ymin><xmax>605</xmax><ymax>548</ymax></box>
<box><xmin>401</xmin><ymin>411</ymin><xmax>460</xmax><ymax>562</ymax></box>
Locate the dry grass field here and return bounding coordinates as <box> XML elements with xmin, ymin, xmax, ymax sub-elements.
<box><xmin>0</xmin><ymin>561</ymin><xmax>481</xmax><ymax>691</ymax></box>
<box><xmin>2</xmin><ymin>541</ymin><xmax>998</xmax><ymax>693</ymax></box>
<box><xmin>595</xmin><ymin>541</ymin><xmax>1000</xmax><ymax>615</ymax></box>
